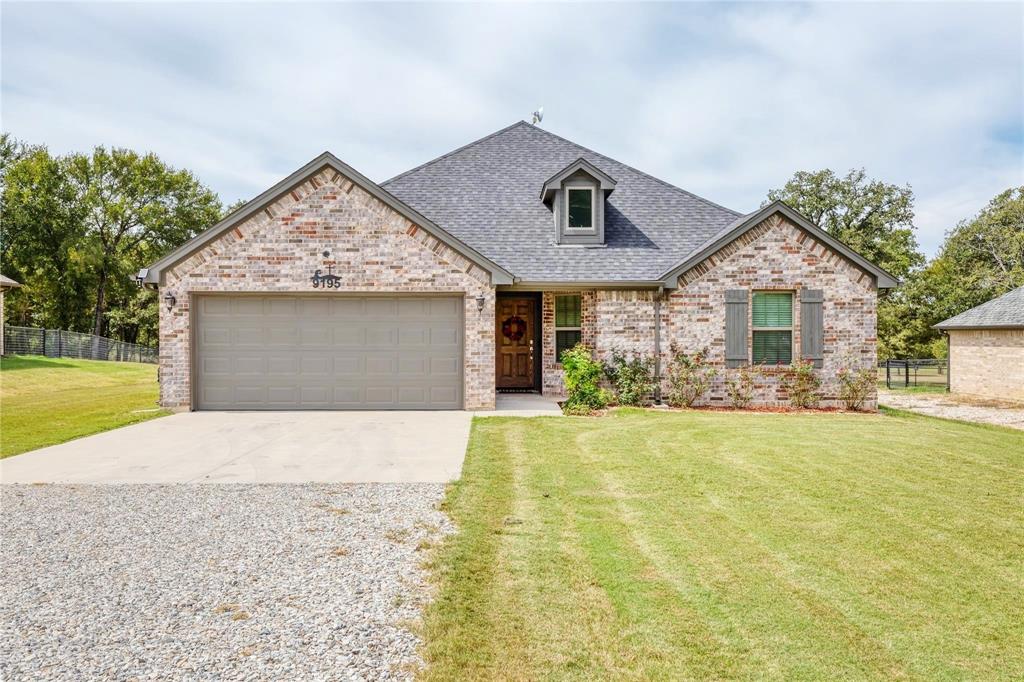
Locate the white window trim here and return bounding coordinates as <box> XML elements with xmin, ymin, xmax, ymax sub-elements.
<box><xmin>564</xmin><ymin>185</ymin><xmax>595</xmax><ymax>231</ymax></box>
<box><xmin>751</xmin><ymin>291</ymin><xmax>794</xmax><ymax>365</ymax></box>
<box><xmin>554</xmin><ymin>294</ymin><xmax>583</xmax><ymax>365</ymax></box>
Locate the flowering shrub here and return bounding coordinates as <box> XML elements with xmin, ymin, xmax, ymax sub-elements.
<box><xmin>837</xmin><ymin>365</ymin><xmax>876</xmax><ymax>410</ymax></box>
<box><xmin>561</xmin><ymin>344</ymin><xmax>609</xmax><ymax>415</ymax></box>
<box><xmin>781</xmin><ymin>358</ymin><xmax>821</xmax><ymax>408</ymax></box>
<box><xmin>725</xmin><ymin>365</ymin><xmax>759</xmax><ymax>409</ymax></box>
<box><xmin>603</xmin><ymin>350</ymin><xmax>656</xmax><ymax>407</ymax></box>
<box><xmin>665</xmin><ymin>344</ymin><xmax>718</xmax><ymax>408</ymax></box>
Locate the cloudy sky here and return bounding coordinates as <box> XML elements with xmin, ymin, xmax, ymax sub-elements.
<box><xmin>2</xmin><ymin>1</ymin><xmax>1021</xmax><ymax>256</ymax></box>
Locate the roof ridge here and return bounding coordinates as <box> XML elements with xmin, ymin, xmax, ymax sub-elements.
<box><xmin>521</xmin><ymin>124</ymin><xmax>743</xmax><ymax>218</ymax></box>
<box><xmin>381</xmin><ymin>120</ymin><xmax>531</xmax><ymax>187</ymax></box>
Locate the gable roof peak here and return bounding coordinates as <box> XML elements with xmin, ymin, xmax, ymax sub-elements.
<box><xmin>540</xmin><ymin>157</ymin><xmax>617</xmax><ymax>202</ymax></box>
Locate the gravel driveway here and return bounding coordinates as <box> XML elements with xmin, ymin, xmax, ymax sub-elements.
<box><xmin>0</xmin><ymin>484</ymin><xmax>451</xmax><ymax>680</ymax></box>
<box><xmin>879</xmin><ymin>389</ymin><xmax>1024</xmax><ymax>430</ymax></box>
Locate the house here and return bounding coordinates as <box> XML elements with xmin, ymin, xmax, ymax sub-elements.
<box><xmin>934</xmin><ymin>285</ymin><xmax>1024</xmax><ymax>402</ymax></box>
<box><xmin>0</xmin><ymin>274</ymin><xmax>22</xmax><ymax>356</ymax></box>
<box><xmin>139</xmin><ymin>122</ymin><xmax>896</xmax><ymax>411</ymax></box>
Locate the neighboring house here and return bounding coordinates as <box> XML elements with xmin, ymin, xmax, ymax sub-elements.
<box><xmin>934</xmin><ymin>286</ymin><xmax>1024</xmax><ymax>403</ymax></box>
<box><xmin>0</xmin><ymin>274</ymin><xmax>22</xmax><ymax>356</ymax></box>
<box><xmin>139</xmin><ymin>122</ymin><xmax>896</xmax><ymax>411</ymax></box>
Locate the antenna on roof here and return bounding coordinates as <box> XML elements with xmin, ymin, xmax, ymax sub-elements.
<box><xmin>531</xmin><ymin>106</ymin><xmax>544</xmax><ymax>125</ymax></box>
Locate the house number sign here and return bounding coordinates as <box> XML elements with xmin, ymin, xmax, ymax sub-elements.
<box><xmin>311</xmin><ymin>265</ymin><xmax>342</xmax><ymax>288</ymax></box>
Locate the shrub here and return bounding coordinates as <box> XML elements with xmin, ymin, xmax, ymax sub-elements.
<box><xmin>781</xmin><ymin>358</ymin><xmax>821</xmax><ymax>408</ymax></box>
<box><xmin>603</xmin><ymin>350</ymin><xmax>656</xmax><ymax>407</ymax></box>
<box><xmin>560</xmin><ymin>343</ymin><xmax>608</xmax><ymax>415</ymax></box>
<box><xmin>725</xmin><ymin>365</ymin><xmax>758</xmax><ymax>409</ymax></box>
<box><xmin>665</xmin><ymin>344</ymin><xmax>718</xmax><ymax>408</ymax></box>
<box><xmin>837</xmin><ymin>365</ymin><xmax>876</xmax><ymax>410</ymax></box>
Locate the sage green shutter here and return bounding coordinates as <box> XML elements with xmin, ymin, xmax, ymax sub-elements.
<box><xmin>725</xmin><ymin>289</ymin><xmax>749</xmax><ymax>368</ymax></box>
<box><xmin>800</xmin><ymin>289</ymin><xmax>824</xmax><ymax>368</ymax></box>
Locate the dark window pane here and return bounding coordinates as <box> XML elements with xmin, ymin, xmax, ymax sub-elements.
<box><xmin>752</xmin><ymin>330</ymin><xmax>792</xmax><ymax>364</ymax></box>
<box><xmin>556</xmin><ymin>330</ymin><xmax>582</xmax><ymax>361</ymax></box>
<box><xmin>555</xmin><ymin>295</ymin><xmax>581</xmax><ymax>327</ymax></box>
<box><xmin>567</xmin><ymin>189</ymin><xmax>593</xmax><ymax>228</ymax></box>
<box><xmin>752</xmin><ymin>292</ymin><xmax>793</xmax><ymax>327</ymax></box>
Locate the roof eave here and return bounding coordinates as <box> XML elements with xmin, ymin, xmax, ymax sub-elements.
<box><xmin>658</xmin><ymin>201</ymin><xmax>900</xmax><ymax>290</ymax></box>
<box><xmin>141</xmin><ymin>152</ymin><xmax>513</xmax><ymax>286</ymax></box>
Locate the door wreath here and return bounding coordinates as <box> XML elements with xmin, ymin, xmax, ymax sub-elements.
<box><xmin>501</xmin><ymin>315</ymin><xmax>527</xmax><ymax>342</ymax></box>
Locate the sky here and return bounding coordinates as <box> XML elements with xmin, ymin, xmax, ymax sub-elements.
<box><xmin>2</xmin><ymin>1</ymin><xmax>1021</xmax><ymax>258</ymax></box>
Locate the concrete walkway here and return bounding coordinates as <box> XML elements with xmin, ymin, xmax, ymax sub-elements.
<box><xmin>879</xmin><ymin>390</ymin><xmax>1024</xmax><ymax>431</ymax></box>
<box><xmin>478</xmin><ymin>393</ymin><xmax>564</xmax><ymax>418</ymax></box>
<box><xmin>0</xmin><ymin>411</ymin><xmax>472</xmax><ymax>484</ymax></box>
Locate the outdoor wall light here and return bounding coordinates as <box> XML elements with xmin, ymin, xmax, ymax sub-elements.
<box><xmin>163</xmin><ymin>292</ymin><xmax>177</xmax><ymax>310</ymax></box>
<box><xmin>475</xmin><ymin>295</ymin><xmax>486</xmax><ymax>311</ymax></box>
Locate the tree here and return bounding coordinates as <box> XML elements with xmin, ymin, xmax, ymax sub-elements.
<box><xmin>766</xmin><ymin>168</ymin><xmax>924</xmax><ymax>282</ymax></box>
<box><xmin>63</xmin><ymin>147</ymin><xmax>221</xmax><ymax>336</ymax></box>
<box><xmin>890</xmin><ymin>187</ymin><xmax>1024</xmax><ymax>358</ymax></box>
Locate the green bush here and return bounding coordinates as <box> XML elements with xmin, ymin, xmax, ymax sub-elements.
<box><xmin>781</xmin><ymin>358</ymin><xmax>822</xmax><ymax>408</ymax></box>
<box><xmin>725</xmin><ymin>365</ymin><xmax>759</xmax><ymax>409</ymax></box>
<box><xmin>603</xmin><ymin>350</ymin><xmax>656</xmax><ymax>406</ymax></box>
<box><xmin>665</xmin><ymin>344</ymin><xmax>718</xmax><ymax>408</ymax></box>
<box><xmin>837</xmin><ymin>365</ymin><xmax>875</xmax><ymax>410</ymax></box>
<box><xmin>561</xmin><ymin>344</ymin><xmax>608</xmax><ymax>415</ymax></box>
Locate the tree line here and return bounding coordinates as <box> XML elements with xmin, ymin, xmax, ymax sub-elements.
<box><xmin>1</xmin><ymin>133</ymin><xmax>1021</xmax><ymax>356</ymax></box>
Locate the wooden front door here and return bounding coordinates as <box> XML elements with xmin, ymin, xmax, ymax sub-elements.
<box><xmin>496</xmin><ymin>297</ymin><xmax>536</xmax><ymax>389</ymax></box>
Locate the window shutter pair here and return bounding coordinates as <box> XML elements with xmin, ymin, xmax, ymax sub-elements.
<box><xmin>724</xmin><ymin>289</ymin><xmax>824</xmax><ymax>368</ymax></box>
<box><xmin>800</xmin><ymin>289</ymin><xmax>824</xmax><ymax>368</ymax></box>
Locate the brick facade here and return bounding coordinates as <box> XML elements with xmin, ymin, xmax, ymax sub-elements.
<box><xmin>539</xmin><ymin>215</ymin><xmax>878</xmax><ymax>408</ymax></box>
<box><xmin>948</xmin><ymin>329</ymin><xmax>1024</xmax><ymax>403</ymax></box>
<box><xmin>158</xmin><ymin>166</ymin><xmax>496</xmax><ymax>410</ymax></box>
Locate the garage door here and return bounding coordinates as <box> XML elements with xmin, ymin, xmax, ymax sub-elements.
<box><xmin>195</xmin><ymin>295</ymin><xmax>463</xmax><ymax>410</ymax></box>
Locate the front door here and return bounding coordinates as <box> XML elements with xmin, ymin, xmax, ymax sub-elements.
<box><xmin>496</xmin><ymin>297</ymin><xmax>536</xmax><ymax>389</ymax></box>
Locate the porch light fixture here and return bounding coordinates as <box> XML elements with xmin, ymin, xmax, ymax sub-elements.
<box><xmin>475</xmin><ymin>295</ymin><xmax>486</xmax><ymax>311</ymax></box>
<box><xmin>163</xmin><ymin>292</ymin><xmax>177</xmax><ymax>311</ymax></box>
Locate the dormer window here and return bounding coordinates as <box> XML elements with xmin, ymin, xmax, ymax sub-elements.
<box><xmin>567</xmin><ymin>188</ymin><xmax>594</xmax><ymax>229</ymax></box>
<box><xmin>540</xmin><ymin>158</ymin><xmax>616</xmax><ymax>246</ymax></box>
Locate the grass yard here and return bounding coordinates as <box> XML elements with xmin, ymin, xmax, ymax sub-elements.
<box><xmin>423</xmin><ymin>408</ymin><xmax>1024</xmax><ymax>680</ymax></box>
<box><xmin>0</xmin><ymin>355</ymin><xmax>167</xmax><ymax>457</ymax></box>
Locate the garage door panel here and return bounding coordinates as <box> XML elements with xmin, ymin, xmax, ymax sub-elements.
<box><xmin>196</xmin><ymin>295</ymin><xmax>463</xmax><ymax>410</ymax></box>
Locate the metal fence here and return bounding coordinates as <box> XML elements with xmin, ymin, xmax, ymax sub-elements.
<box><xmin>3</xmin><ymin>326</ymin><xmax>157</xmax><ymax>364</ymax></box>
<box><xmin>880</xmin><ymin>358</ymin><xmax>948</xmax><ymax>390</ymax></box>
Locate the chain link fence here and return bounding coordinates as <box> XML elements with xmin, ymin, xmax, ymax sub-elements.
<box><xmin>3</xmin><ymin>326</ymin><xmax>157</xmax><ymax>364</ymax></box>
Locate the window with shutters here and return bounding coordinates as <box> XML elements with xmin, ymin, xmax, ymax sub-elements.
<box><xmin>752</xmin><ymin>292</ymin><xmax>793</xmax><ymax>364</ymax></box>
<box><xmin>554</xmin><ymin>294</ymin><xmax>582</xmax><ymax>362</ymax></box>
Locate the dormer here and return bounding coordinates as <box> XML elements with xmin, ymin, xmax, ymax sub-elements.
<box><xmin>540</xmin><ymin>158</ymin><xmax>616</xmax><ymax>245</ymax></box>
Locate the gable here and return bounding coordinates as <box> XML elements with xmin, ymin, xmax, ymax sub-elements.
<box><xmin>141</xmin><ymin>153</ymin><xmax>512</xmax><ymax>286</ymax></box>
<box><xmin>660</xmin><ymin>202</ymin><xmax>899</xmax><ymax>289</ymax></box>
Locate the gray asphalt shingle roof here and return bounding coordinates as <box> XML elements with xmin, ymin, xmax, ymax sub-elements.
<box><xmin>382</xmin><ymin>121</ymin><xmax>743</xmax><ymax>281</ymax></box>
<box><xmin>935</xmin><ymin>286</ymin><xmax>1024</xmax><ymax>329</ymax></box>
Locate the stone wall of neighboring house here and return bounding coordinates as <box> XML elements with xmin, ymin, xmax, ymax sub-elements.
<box><xmin>540</xmin><ymin>214</ymin><xmax>878</xmax><ymax>408</ymax></box>
<box><xmin>157</xmin><ymin>166</ymin><xmax>496</xmax><ymax>410</ymax></box>
<box><xmin>948</xmin><ymin>328</ymin><xmax>1024</xmax><ymax>403</ymax></box>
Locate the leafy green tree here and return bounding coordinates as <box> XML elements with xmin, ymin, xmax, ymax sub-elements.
<box><xmin>766</xmin><ymin>168</ymin><xmax>924</xmax><ymax>282</ymax></box>
<box><xmin>63</xmin><ymin>147</ymin><xmax>221</xmax><ymax>336</ymax></box>
<box><xmin>0</xmin><ymin>146</ymin><xmax>93</xmax><ymax>330</ymax></box>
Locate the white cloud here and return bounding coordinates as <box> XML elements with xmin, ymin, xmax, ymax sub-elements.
<box><xmin>2</xmin><ymin>1</ymin><xmax>1020</xmax><ymax>256</ymax></box>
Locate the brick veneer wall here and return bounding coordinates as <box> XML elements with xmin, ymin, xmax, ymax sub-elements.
<box><xmin>948</xmin><ymin>329</ymin><xmax>1024</xmax><ymax>403</ymax></box>
<box><xmin>539</xmin><ymin>214</ymin><xmax>878</xmax><ymax>408</ymax></box>
<box><xmin>158</xmin><ymin>166</ymin><xmax>496</xmax><ymax>410</ymax></box>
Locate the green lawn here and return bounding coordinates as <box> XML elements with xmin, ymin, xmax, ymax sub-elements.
<box><xmin>423</xmin><ymin>408</ymin><xmax>1024</xmax><ymax>680</ymax></box>
<box><xmin>0</xmin><ymin>355</ymin><xmax>167</xmax><ymax>457</ymax></box>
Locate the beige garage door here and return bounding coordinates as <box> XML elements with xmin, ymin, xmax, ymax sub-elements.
<box><xmin>195</xmin><ymin>295</ymin><xmax>463</xmax><ymax>410</ymax></box>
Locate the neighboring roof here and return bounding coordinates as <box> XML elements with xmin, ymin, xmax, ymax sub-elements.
<box><xmin>141</xmin><ymin>153</ymin><xmax>513</xmax><ymax>286</ymax></box>
<box><xmin>383</xmin><ymin>121</ymin><xmax>743</xmax><ymax>281</ymax></box>
<box><xmin>934</xmin><ymin>286</ymin><xmax>1024</xmax><ymax>330</ymax></box>
<box><xmin>0</xmin><ymin>274</ymin><xmax>22</xmax><ymax>290</ymax></box>
<box><xmin>540</xmin><ymin>157</ymin><xmax>617</xmax><ymax>203</ymax></box>
<box><xmin>658</xmin><ymin>201</ymin><xmax>900</xmax><ymax>289</ymax></box>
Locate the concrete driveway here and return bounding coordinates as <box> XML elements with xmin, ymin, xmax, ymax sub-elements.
<box><xmin>0</xmin><ymin>411</ymin><xmax>472</xmax><ymax>484</ymax></box>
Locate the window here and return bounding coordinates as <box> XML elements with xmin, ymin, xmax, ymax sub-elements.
<box><xmin>555</xmin><ymin>294</ymin><xmax>582</xmax><ymax>362</ymax></box>
<box><xmin>566</xmin><ymin>188</ymin><xmax>593</xmax><ymax>229</ymax></box>
<box><xmin>752</xmin><ymin>292</ymin><xmax>793</xmax><ymax>364</ymax></box>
